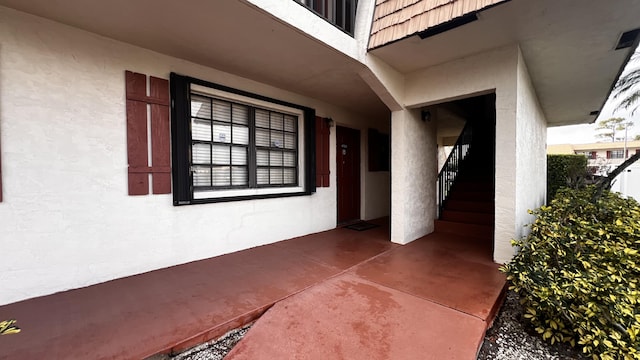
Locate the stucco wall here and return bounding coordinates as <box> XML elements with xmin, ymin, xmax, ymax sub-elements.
<box><xmin>245</xmin><ymin>0</ymin><xmax>362</xmax><ymax>62</ymax></box>
<box><xmin>512</xmin><ymin>50</ymin><xmax>548</xmax><ymax>260</ymax></box>
<box><xmin>0</xmin><ymin>7</ymin><xmax>389</xmax><ymax>305</ymax></box>
<box><xmin>403</xmin><ymin>45</ymin><xmax>520</xmax><ymax>262</ymax></box>
<box><xmin>390</xmin><ymin>108</ymin><xmax>437</xmax><ymax>244</ymax></box>
<box><xmin>362</xmin><ymin>121</ymin><xmax>391</xmax><ymax>220</ymax></box>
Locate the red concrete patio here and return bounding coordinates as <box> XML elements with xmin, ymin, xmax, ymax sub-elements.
<box><xmin>0</xmin><ymin>219</ymin><xmax>505</xmax><ymax>359</ymax></box>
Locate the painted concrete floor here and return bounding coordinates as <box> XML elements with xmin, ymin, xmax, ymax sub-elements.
<box><xmin>0</xmin><ymin>220</ymin><xmax>505</xmax><ymax>360</ymax></box>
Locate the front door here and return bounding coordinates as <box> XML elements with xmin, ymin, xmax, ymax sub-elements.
<box><xmin>336</xmin><ymin>126</ymin><xmax>360</xmax><ymax>224</ymax></box>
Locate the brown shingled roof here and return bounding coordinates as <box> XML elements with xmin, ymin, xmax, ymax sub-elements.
<box><xmin>369</xmin><ymin>0</ymin><xmax>509</xmax><ymax>49</ymax></box>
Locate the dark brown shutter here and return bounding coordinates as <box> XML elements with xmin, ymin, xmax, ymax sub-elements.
<box><xmin>606</xmin><ymin>150</ymin><xmax>612</xmax><ymax>159</ymax></box>
<box><xmin>315</xmin><ymin>116</ymin><xmax>330</xmax><ymax>187</ymax></box>
<box><xmin>125</xmin><ymin>71</ymin><xmax>171</xmax><ymax>195</ymax></box>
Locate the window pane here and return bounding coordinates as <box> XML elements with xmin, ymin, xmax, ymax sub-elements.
<box><xmin>192</xmin><ymin>143</ymin><xmax>211</xmax><ymax>164</ymax></box>
<box><xmin>193</xmin><ymin>166</ymin><xmax>211</xmax><ymax>187</ymax></box>
<box><xmin>271</xmin><ymin>131</ymin><xmax>284</xmax><ymax>148</ymax></box>
<box><xmin>283</xmin><ymin>152</ymin><xmax>296</xmax><ymax>167</ymax></box>
<box><xmin>212</xmin><ymin>99</ymin><xmax>231</xmax><ymax>122</ymax></box>
<box><xmin>256</xmin><ymin>129</ymin><xmax>270</xmax><ymax>147</ymax></box>
<box><xmin>191</xmin><ymin>119</ymin><xmax>211</xmax><ymax>141</ymax></box>
<box><xmin>233</xmin><ymin>125</ymin><xmax>249</xmax><ymax>145</ymax></box>
<box><xmin>284</xmin><ymin>116</ymin><xmax>296</xmax><ymax>132</ymax></box>
<box><xmin>256</xmin><ymin>150</ymin><xmax>269</xmax><ymax>166</ymax></box>
<box><xmin>212</xmin><ymin>145</ymin><xmax>231</xmax><ymax>165</ymax></box>
<box><xmin>284</xmin><ymin>133</ymin><xmax>296</xmax><ymax>149</ymax></box>
<box><xmin>283</xmin><ymin>168</ymin><xmax>296</xmax><ymax>184</ymax></box>
<box><xmin>270</xmin><ymin>168</ymin><xmax>283</xmax><ymax>184</ymax></box>
<box><xmin>191</xmin><ymin>95</ymin><xmax>211</xmax><ymax>119</ymax></box>
<box><xmin>270</xmin><ymin>151</ymin><xmax>283</xmax><ymax>166</ymax></box>
<box><xmin>213</xmin><ymin>123</ymin><xmax>231</xmax><ymax>143</ymax></box>
<box><xmin>186</xmin><ymin>88</ymin><xmax>302</xmax><ymax>194</ymax></box>
<box><xmin>270</xmin><ymin>112</ymin><xmax>284</xmax><ymax>130</ymax></box>
<box><xmin>255</xmin><ymin>109</ymin><xmax>269</xmax><ymax>128</ymax></box>
<box><xmin>232</xmin><ymin>166</ymin><xmax>248</xmax><ymax>186</ymax></box>
<box><xmin>232</xmin><ymin>104</ymin><xmax>249</xmax><ymax>125</ymax></box>
<box><xmin>257</xmin><ymin>168</ymin><xmax>269</xmax><ymax>185</ymax></box>
<box><xmin>212</xmin><ymin>166</ymin><xmax>231</xmax><ymax>186</ymax></box>
<box><xmin>231</xmin><ymin>147</ymin><xmax>247</xmax><ymax>165</ymax></box>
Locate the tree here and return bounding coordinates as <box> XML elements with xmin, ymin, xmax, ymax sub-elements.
<box><xmin>635</xmin><ymin>134</ymin><xmax>640</xmax><ymax>141</ymax></box>
<box><xmin>589</xmin><ymin>54</ymin><xmax>640</xmax><ymax>199</ymax></box>
<box><xmin>593</xmin><ymin>150</ymin><xmax>640</xmax><ymax>201</ymax></box>
<box><xmin>614</xmin><ymin>58</ymin><xmax>640</xmax><ymax>115</ymax></box>
<box><xmin>595</xmin><ymin>117</ymin><xmax>632</xmax><ymax>142</ymax></box>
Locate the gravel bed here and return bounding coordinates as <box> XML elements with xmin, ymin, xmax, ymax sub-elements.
<box><xmin>171</xmin><ymin>324</ymin><xmax>252</xmax><ymax>360</ymax></box>
<box><xmin>477</xmin><ymin>291</ymin><xmax>589</xmax><ymax>360</ymax></box>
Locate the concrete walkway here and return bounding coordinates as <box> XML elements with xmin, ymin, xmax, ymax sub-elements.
<box><xmin>0</xmin><ymin>219</ymin><xmax>505</xmax><ymax>359</ymax></box>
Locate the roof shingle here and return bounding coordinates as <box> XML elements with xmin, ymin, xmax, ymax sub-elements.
<box><xmin>369</xmin><ymin>0</ymin><xmax>508</xmax><ymax>49</ymax></box>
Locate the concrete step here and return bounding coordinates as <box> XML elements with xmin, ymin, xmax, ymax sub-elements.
<box><xmin>434</xmin><ymin>220</ymin><xmax>493</xmax><ymax>239</ymax></box>
<box><xmin>453</xmin><ymin>181</ymin><xmax>494</xmax><ymax>192</ymax></box>
<box><xmin>441</xmin><ymin>210</ymin><xmax>494</xmax><ymax>225</ymax></box>
<box><xmin>444</xmin><ymin>199</ymin><xmax>494</xmax><ymax>213</ymax></box>
<box><xmin>448</xmin><ymin>190</ymin><xmax>494</xmax><ymax>202</ymax></box>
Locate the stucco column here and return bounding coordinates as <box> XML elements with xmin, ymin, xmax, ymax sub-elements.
<box><xmin>390</xmin><ymin>108</ymin><xmax>438</xmax><ymax>245</ymax></box>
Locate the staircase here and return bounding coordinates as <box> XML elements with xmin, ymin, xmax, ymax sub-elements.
<box><xmin>435</xmin><ymin>121</ymin><xmax>495</xmax><ymax>242</ymax></box>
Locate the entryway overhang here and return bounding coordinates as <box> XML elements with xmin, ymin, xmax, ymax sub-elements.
<box><xmin>0</xmin><ymin>0</ymin><xmax>389</xmax><ymax>119</ymax></box>
<box><xmin>369</xmin><ymin>0</ymin><xmax>640</xmax><ymax>126</ymax></box>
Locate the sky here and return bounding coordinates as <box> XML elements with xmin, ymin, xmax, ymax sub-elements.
<box><xmin>547</xmin><ymin>49</ymin><xmax>640</xmax><ymax>145</ymax></box>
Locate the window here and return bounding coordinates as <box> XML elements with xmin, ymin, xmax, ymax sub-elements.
<box><xmin>576</xmin><ymin>151</ymin><xmax>597</xmax><ymax>159</ymax></box>
<box><xmin>171</xmin><ymin>74</ymin><xmax>316</xmax><ymax>205</ymax></box>
<box><xmin>607</xmin><ymin>150</ymin><xmax>625</xmax><ymax>159</ymax></box>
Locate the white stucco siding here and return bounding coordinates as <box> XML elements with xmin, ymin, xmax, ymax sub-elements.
<box><xmin>512</xmin><ymin>49</ymin><xmax>548</xmax><ymax>261</ymax></box>
<box><xmin>245</xmin><ymin>0</ymin><xmax>361</xmax><ymax>61</ymax></box>
<box><xmin>390</xmin><ymin>108</ymin><xmax>437</xmax><ymax>244</ymax></box>
<box><xmin>403</xmin><ymin>45</ymin><xmax>520</xmax><ymax>263</ymax></box>
<box><xmin>0</xmin><ymin>7</ymin><xmax>389</xmax><ymax>305</ymax></box>
<box><xmin>334</xmin><ymin>116</ymin><xmax>391</xmax><ymax>222</ymax></box>
<box><xmin>362</xmin><ymin>120</ymin><xmax>391</xmax><ymax>221</ymax></box>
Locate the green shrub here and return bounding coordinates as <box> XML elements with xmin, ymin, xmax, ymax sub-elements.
<box><xmin>547</xmin><ymin>154</ymin><xmax>588</xmax><ymax>201</ymax></box>
<box><xmin>0</xmin><ymin>319</ymin><xmax>20</xmax><ymax>335</ymax></box>
<box><xmin>502</xmin><ymin>187</ymin><xmax>640</xmax><ymax>360</ymax></box>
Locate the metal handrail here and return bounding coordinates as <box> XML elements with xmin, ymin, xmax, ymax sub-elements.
<box><xmin>437</xmin><ymin>122</ymin><xmax>473</xmax><ymax>218</ymax></box>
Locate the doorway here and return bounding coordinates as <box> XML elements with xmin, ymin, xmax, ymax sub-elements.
<box><xmin>336</xmin><ymin>126</ymin><xmax>361</xmax><ymax>224</ymax></box>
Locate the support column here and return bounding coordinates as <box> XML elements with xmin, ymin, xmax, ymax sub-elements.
<box><xmin>390</xmin><ymin>108</ymin><xmax>438</xmax><ymax>245</ymax></box>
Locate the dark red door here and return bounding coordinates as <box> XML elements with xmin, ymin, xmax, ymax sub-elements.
<box><xmin>336</xmin><ymin>126</ymin><xmax>360</xmax><ymax>224</ymax></box>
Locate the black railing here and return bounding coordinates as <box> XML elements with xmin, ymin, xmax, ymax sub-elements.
<box><xmin>437</xmin><ymin>122</ymin><xmax>473</xmax><ymax>218</ymax></box>
<box><xmin>294</xmin><ymin>0</ymin><xmax>357</xmax><ymax>35</ymax></box>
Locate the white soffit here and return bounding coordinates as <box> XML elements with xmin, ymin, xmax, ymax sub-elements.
<box><xmin>370</xmin><ymin>0</ymin><xmax>640</xmax><ymax>126</ymax></box>
<box><xmin>0</xmin><ymin>0</ymin><xmax>389</xmax><ymax>118</ymax></box>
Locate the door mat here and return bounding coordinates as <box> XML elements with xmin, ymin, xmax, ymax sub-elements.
<box><xmin>345</xmin><ymin>222</ymin><xmax>379</xmax><ymax>231</ymax></box>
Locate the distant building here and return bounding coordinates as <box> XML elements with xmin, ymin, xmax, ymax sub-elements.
<box><xmin>548</xmin><ymin>141</ymin><xmax>640</xmax><ymax>200</ymax></box>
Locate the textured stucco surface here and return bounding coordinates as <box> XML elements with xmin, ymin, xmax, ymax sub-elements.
<box><xmin>391</xmin><ymin>108</ymin><xmax>437</xmax><ymax>244</ymax></box>
<box><xmin>0</xmin><ymin>6</ymin><xmax>389</xmax><ymax>305</ymax></box>
<box><xmin>512</xmin><ymin>49</ymin><xmax>547</xmax><ymax>261</ymax></box>
<box><xmin>403</xmin><ymin>45</ymin><xmax>520</xmax><ymax>262</ymax></box>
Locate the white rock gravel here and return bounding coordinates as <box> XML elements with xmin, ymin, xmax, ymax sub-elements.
<box><xmin>171</xmin><ymin>324</ymin><xmax>252</xmax><ymax>360</ymax></box>
<box><xmin>477</xmin><ymin>291</ymin><xmax>588</xmax><ymax>360</ymax></box>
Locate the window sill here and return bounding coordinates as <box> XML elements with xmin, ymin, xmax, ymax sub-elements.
<box><xmin>174</xmin><ymin>190</ymin><xmax>313</xmax><ymax>205</ymax></box>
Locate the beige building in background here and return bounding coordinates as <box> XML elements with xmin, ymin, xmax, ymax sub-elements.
<box><xmin>548</xmin><ymin>141</ymin><xmax>640</xmax><ymax>200</ymax></box>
